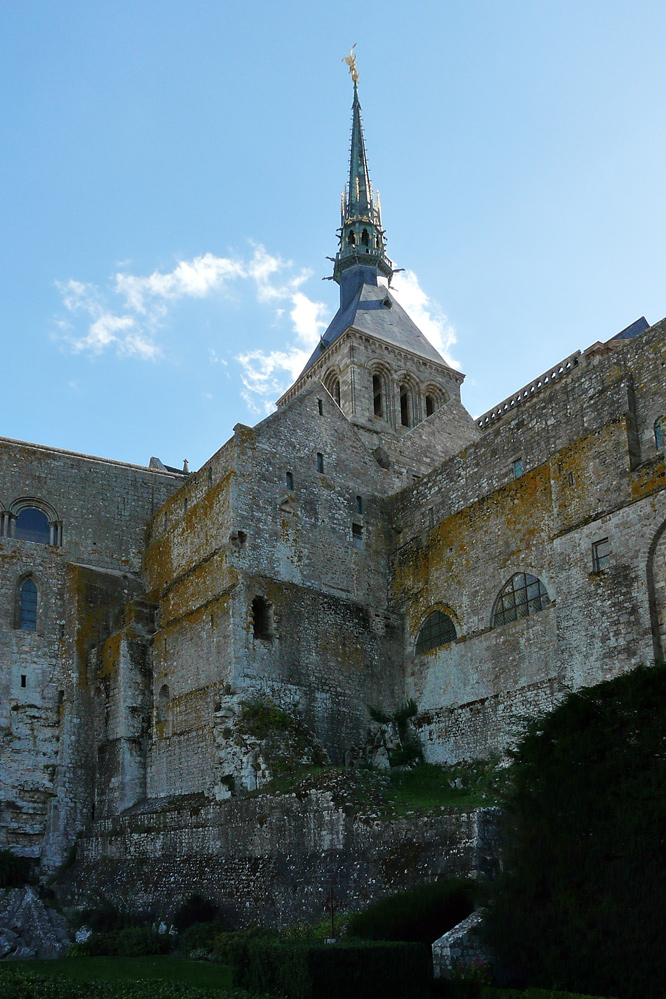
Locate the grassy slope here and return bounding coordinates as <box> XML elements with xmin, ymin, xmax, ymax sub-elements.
<box><xmin>0</xmin><ymin>957</ymin><xmax>233</xmax><ymax>989</ymax></box>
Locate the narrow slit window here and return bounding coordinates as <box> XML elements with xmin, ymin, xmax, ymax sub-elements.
<box><xmin>252</xmin><ymin>596</ymin><xmax>273</xmax><ymax>640</ymax></box>
<box><xmin>655</xmin><ymin>417</ymin><xmax>664</xmax><ymax>450</ymax></box>
<box><xmin>400</xmin><ymin>385</ymin><xmax>410</xmax><ymax>427</ymax></box>
<box><xmin>426</xmin><ymin>395</ymin><xmax>434</xmax><ymax>417</ymax></box>
<box><xmin>208</xmin><ymin>466</ymin><xmax>213</xmax><ymax>487</ymax></box>
<box><xmin>373</xmin><ymin>375</ymin><xmax>383</xmax><ymax>418</ymax></box>
<box><xmin>318</xmin><ymin>398</ymin><xmax>323</xmax><ymax>415</ymax></box>
<box><xmin>356</xmin><ymin>495</ymin><xmax>363</xmax><ymax>515</ymax></box>
<box><xmin>331</xmin><ymin>378</ymin><xmax>341</xmax><ymax>406</ymax></box>
<box><xmin>352</xmin><ymin>523</ymin><xmax>363</xmax><ymax>549</ymax></box>
<box><xmin>317</xmin><ymin>453</ymin><xmax>324</xmax><ymax>474</ymax></box>
<box><xmin>19</xmin><ymin>579</ymin><xmax>37</xmax><ymax>631</ymax></box>
<box><xmin>286</xmin><ymin>471</ymin><xmax>294</xmax><ymax>490</ymax></box>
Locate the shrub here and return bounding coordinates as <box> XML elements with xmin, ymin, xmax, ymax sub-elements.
<box><xmin>485</xmin><ymin>663</ymin><xmax>666</xmax><ymax>999</ymax></box>
<box><xmin>0</xmin><ymin>849</ymin><xmax>32</xmax><ymax>888</ymax></box>
<box><xmin>178</xmin><ymin>921</ymin><xmax>221</xmax><ymax>956</ymax></box>
<box><xmin>0</xmin><ymin>970</ymin><xmax>249</xmax><ymax>998</ymax></box>
<box><xmin>229</xmin><ymin>939</ymin><xmax>431</xmax><ymax>999</ymax></box>
<box><xmin>73</xmin><ymin>925</ymin><xmax>172</xmax><ymax>957</ymax></box>
<box><xmin>347</xmin><ymin>877</ymin><xmax>476</xmax><ymax>943</ymax></box>
<box><xmin>173</xmin><ymin>894</ymin><xmax>219</xmax><ymax>931</ymax></box>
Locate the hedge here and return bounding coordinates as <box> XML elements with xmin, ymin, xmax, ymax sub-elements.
<box><xmin>0</xmin><ymin>971</ymin><xmax>246</xmax><ymax>999</ymax></box>
<box><xmin>229</xmin><ymin>938</ymin><xmax>431</xmax><ymax>999</ymax></box>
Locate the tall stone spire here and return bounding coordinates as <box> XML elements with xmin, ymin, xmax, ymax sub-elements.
<box><xmin>333</xmin><ymin>69</ymin><xmax>392</xmax><ymax>284</ymax></box>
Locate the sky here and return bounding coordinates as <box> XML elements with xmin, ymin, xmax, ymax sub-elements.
<box><xmin>2</xmin><ymin>1</ymin><xmax>666</xmax><ymax>471</ymax></box>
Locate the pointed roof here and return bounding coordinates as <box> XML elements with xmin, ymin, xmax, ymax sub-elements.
<box><xmin>347</xmin><ymin>82</ymin><xmax>373</xmax><ymax>217</ymax></box>
<box><xmin>301</xmin><ymin>265</ymin><xmax>451</xmax><ymax>375</ymax></box>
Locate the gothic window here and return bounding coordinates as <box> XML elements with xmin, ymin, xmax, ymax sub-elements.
<box><xmin>492</xmin><ymin>573</ymin><xmax>550</xmax><ymax>628</ymax></box>
<box><xmin>415</xmin><ymin>610</ymin><xmax>457</xmax><ymax>654</ymax></box>
<box><xmin>347</xmin><ymin>231</ymin><xmax>356</xmax><ymax>245</ymax></box>
<box><xmin>373</xmin><ymin>375</ymin><xmax>383</xmax><ymax>418</ymax></box>
<box><xmin>361</xmin><ymin>228</ymin><xmax>369</xmax><ymax>247</ymax></box>
<box><xmin>14</xmin><ymin>508</ymin><xmax>51</xmax><ymax>545</ymax></box>
<box><xmin>252</xmin><ymin>597</ymin><xmax>273</xmax><ymax>640</ymax></box>
<box><xmin>19</xmin><ymin>578</ymin><xmax>37</xmax><ymax>631</ymax></box>
<box><xmin>400</xmin><ymin>384</ymin><xmax>411</xmax><ymax>427</ymax></box>
<box><xmin>655</xmin><ymin>417</ymin><xmax>664</xmax><ymax>450</ymax></box>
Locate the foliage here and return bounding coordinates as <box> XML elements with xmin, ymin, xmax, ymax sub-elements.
<box><xmin>70</xmin><ymin>898</ymin><xmax>151</xmax><ymax>933</ymax></box>
<box><xmin>173</xmin><ymin>896</ymin><xmax>219</xmax><ymax>932</ymax></box>
<box><xmin>480</xmin><ymin>991</ymin><xmax>618</xmax><ymax>999</ymax></box>
<box><xmin>72</xmin><ymin>926</ymin><xmax>173</xmax><ymax>957</ymax></box>
<box><xmin>178</xmin><ymin>923</ymin><xmax>224</xmax><ymax>957</ymax></box>
<box><xmin>0</xmin><ymin>849</ymin><xmax>32</xmax><ymax>888</ymax></box>
<box><xmin>0</xmin><ymin>956</ymin><xmax>240</xmax><ymax>992</ymax></box>
<box><xmin>0</xmin><ymin>966</ymin><xmax>268</xmax><ymax>999</ymax></box>
<box><xmin>347</xmin><ymin>877</ymin><xmax>476</xmax><ymax>944</ymax></box>
<box><xmin>236</xmin><ymin>699</ymin><xmax>328</xmax><ymax>772</ymax></box>
<box><xmin>228</xmin><ymin>938</ymin><xmax>431</xmax><ymax>999</ymax></box>
<box><xmin>367</xmin><ymin>706</ymin><xmax>392</xmax><ymax>725</ymax></box>
<box><xmin>237</xmin><ymin>700</ymin><xmax>293</xmax><ymax>738</ymax></box>
<box><xmin>485</xmin><ymin>663</ymin><xmax>666</xmax><ymax>999</ymax></box>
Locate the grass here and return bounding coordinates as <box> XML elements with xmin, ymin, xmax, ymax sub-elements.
<box><xmin>0</xmin><ymin>957</ymin><xmax>234</xmax><ymax>990</ymax></box>
<box><xmin>245</xmin><ymin>758</ymin><xmax>507</xmax><ymax>817</ymax></box>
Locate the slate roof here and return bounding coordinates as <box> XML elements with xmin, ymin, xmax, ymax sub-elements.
<box><xmin>300</xmin><ymin>265</ymin><xmax>451</xmax><ymax>376</ymax></box>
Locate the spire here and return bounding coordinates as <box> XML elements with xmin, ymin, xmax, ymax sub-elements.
<box><xmin>333</xmin><ymin>54</ymin><xmax>393</xmax><ymax>284</ymax></box>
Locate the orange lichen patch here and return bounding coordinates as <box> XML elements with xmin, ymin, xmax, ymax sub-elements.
<box><xmin>98</xmin><ymin>632</ymin><xmax>122</xmax><ymax>679</ymax></box>
<box><xmin>631</xmin><ymin>457</ymin><xmax>666</xmax><ymax>502</ymax></box>
<box><xmin>393</xmin><ymin>465</ymin><xmax>554</xmax><ymax>631</ymax></box>
<box><xmin>158</xmin><ymin>555</ymin><xmax>237</xmax><ymax>627</ymax></box>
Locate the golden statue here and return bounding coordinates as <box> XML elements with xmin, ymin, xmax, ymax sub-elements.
<box><xmin>342</xmin><ymin>43</ymin><xmax>359</xmax><ymax>84</ymax></box>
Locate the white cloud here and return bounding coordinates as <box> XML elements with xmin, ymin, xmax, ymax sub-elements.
<box><xmin>391</xmin><ymin>270</ymin><xmax>459</xmax><ymax>368</ymax></box>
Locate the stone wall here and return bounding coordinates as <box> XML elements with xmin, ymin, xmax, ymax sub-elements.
<box><xmin>59</xmin><ymin>796</ymin><xmax>500</xmax><ymax>928</ymax></box>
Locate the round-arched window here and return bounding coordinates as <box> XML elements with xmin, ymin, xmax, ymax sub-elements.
<box><xmin>492</xmin><ymin>573</ymin><xmax>550</xmax><ymax>628</ymax></box>
<box><xmin>415</xmin><ymin>610</ymin><xmax>457</xmax><ymax>654</ymax></box>
<box><xmin>15</xmin><ymin>508</ymin><xmax>50</xmax><ymax>545</ymax></box>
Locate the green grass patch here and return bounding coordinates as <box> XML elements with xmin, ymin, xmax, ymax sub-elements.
<box><xmin>0</xmin><ymin>957</ymin><xmax>233</xmax><ymax>989</ymax></box>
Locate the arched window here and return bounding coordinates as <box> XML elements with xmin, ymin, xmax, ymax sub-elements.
<box><xmin>14</xmin><ymin>508</ymin><xmax>50</xmax><ymax>545</ymax></box>
<box><xmin>655</xmin><ymin>417</ymin><xmax>664</xmax><ymax>450</ymax></box>
<box><xmin>492</xmin><ymin>573</ymin><xmax>550</xmax><ymax>628</ymax></box>
<box><xmin>347</xmin><ymin>231</ymin><xmax>356</xmax><ymax>245</ymax></box>
<box><xmin>400</xmin><ymin>384</ymin><xmax>411</xmax><ymax>427</ymax></box>
<box><xmin>252</xmin><ymin>596</ymin><xmax>273</xmax><ymax>640</ymax></box>
<box><xmin>361</xmin><ymin>228</ymin><xmax>369</xmax><ymax>247</ymax></box>
<box><xmin>415</xmin><ymin>610</ymin><xmax>457</xmax><ymax>654</ymax></box>
<box><xmin>373</xmin><ymin>375</ymin><xmax>383</xmax><ymax>418</ymax></box>
<box><xmin>157</xmin><ymin>684</ymin><xmax>169</xmax><ymax>723</ymax></box>
<box><xmin>19</xmin><ymin>578</ymin><xmax>37</xmax><ymax>631</ymax></box>
<box><xmin>426</xmin><ymin>395</ymin><xmax>435</xmax><ymax>417</ymax></box>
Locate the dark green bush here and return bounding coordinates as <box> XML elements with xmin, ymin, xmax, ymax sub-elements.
<box><xmin>74</xmin><ymin>925</ymin><xmax>172</xmax><ymax>957</ymax></box>
<box><xmin>72</xmin><ymin>898</ymin><xmax>142</xmax><ymax>933</ymax></box>
<box><xmin>486</xmin><ymin>663</ymin><xmax>666</xmax><ymax>999</ymax></box>
<box><xmin>347</xmin><ymin>877</ymin><xmax>476</xmax><ymax>943</ymax></box>
<box><xmin>0</xmin><ymin>849</ymin><xmax>32</xmax><ymax>888</ymax></box>
<box><xmin>173</xmin><ymin>894</ymin><xmax>219</xmax><ymax>931</ymax></box>
<box><xmin>0</xmin><ymin>970</ymin><xmax>246</xmax><ymax>998</ymax></box>
<box><xmin>230</xmin><ymin>939</ymin><xmax>431</xmax><ymax>999</ymax></box>
<box><xmin>178</xmin><ymin>921</ymin><xmax>221</xmax><ymax>955</ymax></box>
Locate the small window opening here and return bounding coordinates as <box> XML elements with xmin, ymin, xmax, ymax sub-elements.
<box><xmin>318</xmin><ymin>398</ymin><xmax>323</xmax><ymax>415</ymax></box>
<box><xmin>208</xmin><ymin>466</ymin><xmax>213</xmax><ymax>487</ymax></box>
<box><xmin>382</xmin><ymin>296</ymin><xmax>392</xmax><ymax>309</ymax></box>
<box><xmin>183</xmin><ymin>496</ymin><xmax>188</xmax><ymax>514</ymax></box>
<box><xmin>592</xmin><ymin>538</ymin><xmax>611</xmax><ymax>573</ymax></box>
<box><xmin>286</xmin><ymin>471</ymin><xmax>294</xmax><ymax>490</ymax></box>
<box><xmin>19</xmin><ymin>578</ymin><xmax>37</xmax><ymax>631</ymax></box>
<box><xmin>331</xmin><ymin>377</ymin><xmax>341</xmax><ymax>406</ymax></box>
<box><xmin>157</xmin><ymin>684</ymin><xmax>169</xmax><ymax>723</ymax></box>
<box><xmin>252</xmin><ymin>596</ymin><xmax>273</xmax><ymax>640</ymax></box>
<box><xmin>400</xmin><ymin>385</ymin><xmax>410</xmax><ymax>427</ymax></box>
<box><xmin>361</xmin><ymin>228</ymin><xmax>369</xmax><ymax>247</ymax></box>
<box><xmin>373</xmin><ymin>375</ymin><xmax>383</xmax><ymax>418</ymax></box>
<box><xmin>347</xmin><ymin>231</ymin><xmax>356</xmax><ymax>245</ymax></box>
<box><xmin>567</xmin><ymin>471</ymin><xmax>575</xmax><ymax>486</ymax></box>
<box><xmin>317</xmin><ymin>452</ymin><xmax>324</xmax><ymax>474</ymax></box>
<box><xmin>352</xmin><ymin>523</ymin><xmax>363</xmax><ymax>549</ymax></box>
<box><xmin>426</xmin><ymin>395</ymin><xmax>434</xmax><ymax>417</ymax></box>
<box><xmin>163</xmin><ymin>511</ymin><xmax>168</xmax><ymax>531</ymax></box>
<box><xmin>356</xmin><ymin>495</ymin><xmax>363</xmax><ymax>515</ymax></box>
<box><xmin>21</xmin><ymin>675</ymin><xmax>26</xmax><ymax>688</ymax></box>
<box><xmin>512</xmin><ymin>459</ymin><xmax>524</xmax><ymax>479</ymax></box>
<box><xmin>655</xmin><ymin>417</ymin><xmax>664</xmax><ymax>450</ymax></box>
<box><xmin>15</xmin><ymin>508</ymin><xmax>50</xmax><ymax>545</ymax></box>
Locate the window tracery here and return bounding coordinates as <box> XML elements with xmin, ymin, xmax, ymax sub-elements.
<box><xmin>492</xmin><ymin>573</ymin><xmax>550</xmax><ymax>627</ymax></box>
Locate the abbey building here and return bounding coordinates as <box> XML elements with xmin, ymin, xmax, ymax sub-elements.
<box><xmin>2</xmin><ymin>73</ymin><xmax>666</xmax><ymax>874</ymax></box>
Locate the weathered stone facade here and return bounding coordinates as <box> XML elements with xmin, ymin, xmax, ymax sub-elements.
<box><xmin>1</xmin><ymin>75</ymin><xmax>665</xmax><ymax>920</ymax></box>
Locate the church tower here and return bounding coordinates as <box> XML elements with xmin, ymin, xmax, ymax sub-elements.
<box><xmin>278</xmin><ymin>54</ymin><xmax>479</xmax><ymax>471</ymax></box>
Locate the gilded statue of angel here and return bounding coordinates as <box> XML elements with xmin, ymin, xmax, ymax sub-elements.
<box><xmin>342</xmin><ymin>43</ymin><xmax>359</xmax><ymax>84</ymax></box>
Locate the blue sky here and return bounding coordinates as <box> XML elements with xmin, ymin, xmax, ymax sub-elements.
<box><xmin>2</xmin><ymin>1</ymin><xmax>666</xmax><ymax>470</ymax></box>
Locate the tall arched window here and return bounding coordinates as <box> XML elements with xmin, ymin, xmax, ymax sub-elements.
<box><xmin>19</xmin><ymin>579</ymin><xmax>37</xmax><ymax>631</ymax></box>
<box><xmin>330</xmin><ymin>377</ymin><xmax>341</xmax><ymax>406</ymax></box>
<box><xmin>415</xmin><ymin>610</ymin><xmax>457</xmax><ymax>654</ymax></box>
<box><xmin>655</xmin><ymin>417</ymin><xmax>664</xmax><ymax>450</ymax></box>
<box><xmin>400</xmin><ymin>384</ymin><xmax>411</xmax><ymax>427</ymax></box>
<box><xmin>157</xmin><ymin>684</ymin><xmax>169</xmax><ymax>723</ymax></box>
<box><xmin>373</xmin><ymin>375</ymin><xmax>383</xmax><ymax>418</ymax></box>
<box><xmin>426</xmin><ymin>395</ymin><xmax>435</xmax><ymax>417</ymax></box>
<box><xmin>492</xmin><ymin>573</ymin><xmax>550</xmax><ymax>627</ymax></box>
<box><xmin>14</xmin><ymin>508</ymin><xmax>51</xmax><ymax>545</ymax></box>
